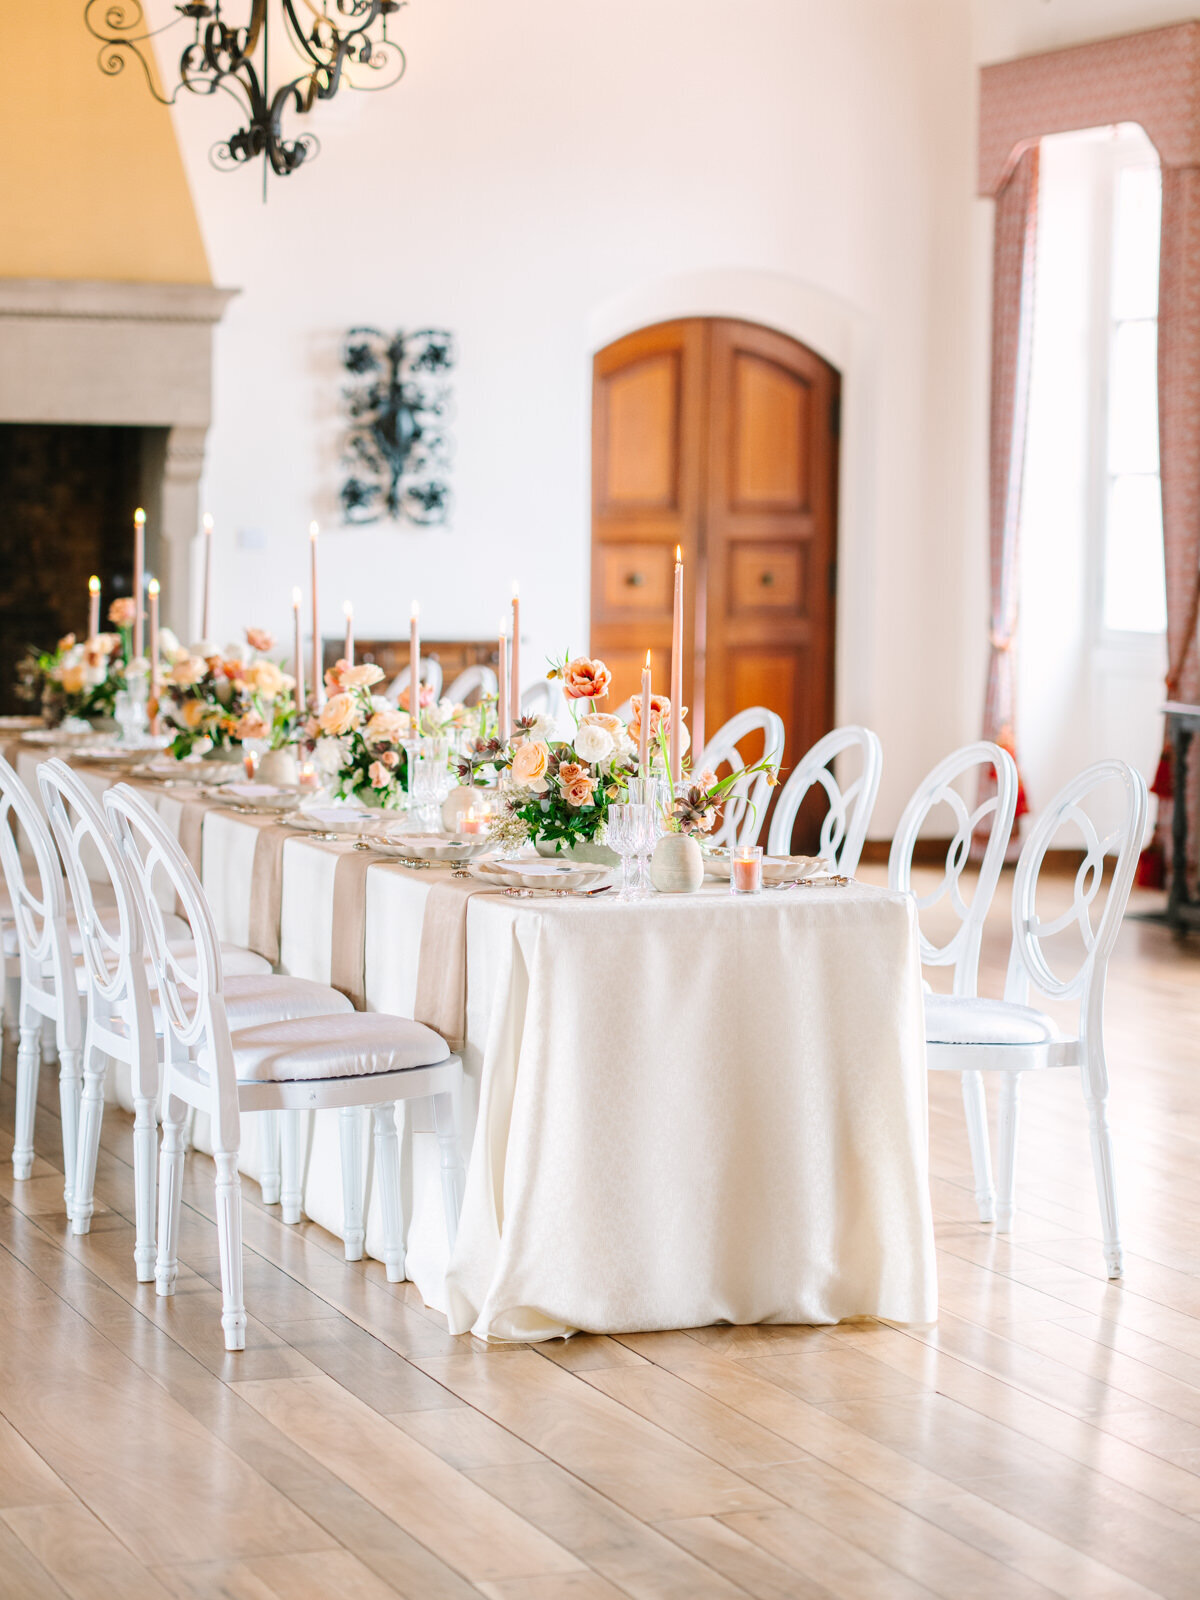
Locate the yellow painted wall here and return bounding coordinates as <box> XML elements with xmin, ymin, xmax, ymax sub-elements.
<box><xmin>1</xmin><ymin>7</ymin><xmax>210</xmax><ymax>283</ymax></box>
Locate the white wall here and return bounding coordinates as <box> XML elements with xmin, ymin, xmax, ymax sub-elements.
<box><xmin>148</xmin><ymin>0</ymin><xmax>979</xmax><ymax>832</ymax></box>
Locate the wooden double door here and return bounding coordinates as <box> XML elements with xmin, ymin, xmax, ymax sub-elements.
<box><xmin>590</xmin><ymin>317</ymin><xmax>839</xmax><ymax>781</ymax></box>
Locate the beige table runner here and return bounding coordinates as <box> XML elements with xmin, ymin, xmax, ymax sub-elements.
<box><xmin>412</xmin><ymin>876</ymin><xmax>507</xmax><ymax>1050</ymax></box>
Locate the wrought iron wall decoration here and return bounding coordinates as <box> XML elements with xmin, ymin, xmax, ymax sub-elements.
<box><xmin>84</xmin><ymin>1</ymin><xmax>409</xmax><ymax>182</ymax></box>
<box><xmin>340</xmin><ymin>328</ymin><xmax>455</xmax><ymax>526</ymax></box>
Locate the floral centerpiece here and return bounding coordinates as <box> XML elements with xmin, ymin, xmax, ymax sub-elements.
<box><xmin>16</xmin><ymin>598</ymin><xmax>164</xmax><ymax>727</ymax></box>
<box><xmin>488</xmin><ymin>654</ymin><xmax>635</xmax><ymax>856</ymax></box>
<box><xmin>665</xmin><ymin>761</ymin><xmax>781</xmax><ymax>838</ymax></box>
<box><xmin>158</xmin><ymin>628</ymin><xmax>297</xmax><ymax>760</ymax></box>
<box><xmin>307</xmin><ymin>661</ymin><xmax>410</xmax><ymax>808</ymax></box>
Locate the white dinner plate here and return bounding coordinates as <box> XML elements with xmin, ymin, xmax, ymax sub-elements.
<box><xmin>467</xmin><ymin>857</ymin><xmax>612</xmax><ymax>892</ymax></box>
<box><xmin>285</xmin><ymin>806</ymin><xmax>388</xmax><ymax>837</ymax></box>
<box><xmin>703</xmin><ymin>853</ymin><xmax>834</xmax><ymax>885</ymax></box>
<box><xmin>219</xmin><ymin>782</ymin><xmax>302</xmax><ymax>814</ymax></box>
<box><xmin>372</xmin><ymin>831</ymin><xmax>493</xmax><ymax>862</ymax></box>
<box><xmin>21</xmin><ymin>727</ymin><xmax>102</xmax><ymax>747</ymax></box>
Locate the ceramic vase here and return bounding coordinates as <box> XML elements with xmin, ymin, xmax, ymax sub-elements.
<box><xmin>650</xmin><ymin>832</ymin><xmax>703</xmax><ymax>893</ymax></box>
<box><xmin>257</xmin><ymin>747</ymin><xmax>299</xmax><ymax>786</ymax></box>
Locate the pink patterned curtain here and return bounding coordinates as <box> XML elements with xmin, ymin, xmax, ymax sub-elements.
<box><xmin>1145</xmin><ymin>165</ymin><xmax>1200</xmax><ymax>879</ymax></box>
<box><xmin>981</xmin><ymin>145</ymin><xmax>1039</xmax><ymax>822</ymax></box>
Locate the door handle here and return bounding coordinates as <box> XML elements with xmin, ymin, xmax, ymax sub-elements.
<box><xmin>625</xmin><ymin>571</ymin><xmax>646</xmax><ymax>588</ymax></box>
<box><xmin>759</xmin><ymin>570</ymin><xmax>775</xmax><ymax>588</ymax></box>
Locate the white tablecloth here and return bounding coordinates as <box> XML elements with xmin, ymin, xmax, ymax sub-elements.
<box><xmin>19</xmin><ymin>750</ymin><xmax>938</xmax><ymax>1339</ymax></box>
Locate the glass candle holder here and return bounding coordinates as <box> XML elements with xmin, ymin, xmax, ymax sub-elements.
<box><xmin>730</xmin><ymin>844</ymin><xmax>763</xmax><ymax>895</ymax></box>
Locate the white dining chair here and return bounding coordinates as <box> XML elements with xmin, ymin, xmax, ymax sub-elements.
<box><xmin>697</xmin><ymin>707</ymin><xmax>786</xmax><ymax>848</ymax></box>
<box><xmin>445</xmin><ymin>664</ymin><xmax>498</xmax><ymax>705</ymax></box>
<box><xmin>0</xmin><ymin>755</ymin><xmax>82</xmax><ymax>1201</ymax></box>
<box><xmin>925</xmin><ymin>761</ymin><xmax>1148</xmax><ymax>1276</ymax></box>
<box><xmin>889</xmin><ymin>741</ymin><xmax>1018</xmax><ymax>1224</ymax></box>
<box><xmin>766</xmin><ymin>725</ymin><xmax>883</xmax><ymax>871</ymax></box>
<box><xmin>386</xmin><ymin>658</ymin><xmax>444</xmax><ymax>706</ymax></box>
<box><xmin>519</xmin><ymin>678</ymin><xmax>568</xmax><ymax>724</ymax></box>
<box><xmin>105</xmin><ymin>782</ymin><xmax>465</xmax><ymax>1350</ymax></box>
<box><xmin>38</xmin><ymin>759</ymin><xmax>353</xmax><ymax>1277</ymax></box>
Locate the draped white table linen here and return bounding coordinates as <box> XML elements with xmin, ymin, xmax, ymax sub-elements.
<box><xmin>19</xmin><ymin>749</ymin><xmax>937</xmax><ymax>1339</ymax></box>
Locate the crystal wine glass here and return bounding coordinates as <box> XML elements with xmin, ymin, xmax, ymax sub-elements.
<box><xmin>607</xmin><ymin>804</ymin><xmax>639</xmax><ymax>901</ymax></box>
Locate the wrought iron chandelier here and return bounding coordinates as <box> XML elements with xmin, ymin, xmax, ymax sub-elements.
<box><xmin>85</xmin><ymin>2</ymin><xmax>408</xmax><ymax>180</ymax></box>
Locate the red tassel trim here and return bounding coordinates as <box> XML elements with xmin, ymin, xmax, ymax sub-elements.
<box><xmin>1136</xmin><ymin>838</ymin><xmax>1166</xmax><ymax>889</ymax></box>
<box><xmin>1151</xmin><ymin>745</ymin><xmax>1173</xmax><ymax>802</ymax></box>
<box><xmin>994</xmin><ymin>726</ymin><xmax>1030</xmax><ymax>819</ymax></box>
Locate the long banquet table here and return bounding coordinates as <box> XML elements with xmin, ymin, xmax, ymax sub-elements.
<box><xmin>15</xmin><ymin>745</ymin><xmax>938</xmax><ymax>1340</ymax></box>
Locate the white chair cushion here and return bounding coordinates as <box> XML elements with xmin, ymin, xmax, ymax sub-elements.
<box><xmin>224</xmin><ymin>975</ymin><xmax>353</xmax><ymax>1029</ymax></box>
<box><xmin>925</xmin><ymin>994</ymin><xmax>1063</xmax><ymax>1048</ymax></box>
<box><xmin>231</xmin><ymin>1012</ymin><xmax>451</xmax><ymax>1083</ymax></box>
<box><xmin>147</xmin><ymin>943</ymin><xmax>273</xmax><ymax>981</ymax></box>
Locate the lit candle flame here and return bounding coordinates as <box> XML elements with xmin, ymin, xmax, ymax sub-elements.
<box><xmin>148</xmin><ymin>578</ymin><xmax>160</xmax><ymax>596</ymax></box>
<box><xmin>134</xmin><ymin>507</ymin><xmax>146</xmax><ymax>527</ymax></box>
<box><xmin>202</xmin><ymin>512</ymin><xmax>214</xmax><ymax>533</ymax></box>
<box><xmin>645</xmin><ymin>649</ymin><xmax>652</xmax><ymax>668</ymax></box>
<box><xmin>309</xmin><ymin>521</ymin><xmax>319</xmax><ymax>540</ymax></box>
<box><xmin>343</xmin><ymin>599</ymin><xmax>353</xmax><ymax>618</ymax></box>
<box><xmin>675</xmin><ymin>544</ymin><xmax>682</xmax><ymax>564</ymax></box>
<box><xmin>411</xmin><ymin>599</ymin><xmax>420</xmax><ymax>619</ymax></box>
<box><xmin>292</xmin><ymin>586</ymin><xmax>302</xmax><ymax>607</ymax></box>
<box><xmin>88</xmin><ymin>575</ymin><xmax>100</xmax><ymax>594</ymax></box>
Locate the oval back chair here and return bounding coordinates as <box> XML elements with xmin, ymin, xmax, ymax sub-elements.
<box><xmin>766</xmin><ymin>725</ymin><xmax>882</xmax><ymax>872</ymax></box>
<box><xmin>697</xmin><ymin>707</ymin><xmax>786</xmax><ymax>849</ymax></box>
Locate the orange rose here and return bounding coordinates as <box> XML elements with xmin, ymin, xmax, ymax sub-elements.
<box><xmin>183</xmin><ymin>699</ymin><xmax>210</xmax><ymax>729</ymax></box>
<box><xmin>560</xmin><ymin>767</ymin><xmax>598</xmax><ymax>808</ymax></box>
<box><xmin>233</xmin><ymin>710</ymin><xmax>268</xmax><ymax>741</ymax></box>
<box><xmin>108</xmin><ymin>597</ymin><xmax>137</xmax><ymax>628</ymax></box>
<box><xmin>510</xmin><ymin>739</ymin><xmax>550</xmax><ymax>792</ymax></box>
<box><xmin>245</xmin><ymin>627</ymin><xmax>274</xmax><ymax>653</ymax></box>
<box><xmin>561</xmin><ymin>656</ymin><xmax>611</xmax><ymax>701</ymax></box>
<box><xmin>319</xmin><ymin>692</ymin><xmax>360</xmax><ymax>736</ymax></box>
<box><xmin>57</xmin><ymin>633</ymin><xmax>76</xmax><ymax>654</ymax></box>
<box><xmin>398</xmin><ymin>682</ymin><xmax>435</xmax><ymax>710</ymax></box>
<box><xmin>628</xmin><ymin>693</ymin><xmax>689</xmax><ymax>754</ymax></box>
<box><xmin>368</xmin><ymin>760</ymin><xmax>392</xmax><ymax>788</ymax></box>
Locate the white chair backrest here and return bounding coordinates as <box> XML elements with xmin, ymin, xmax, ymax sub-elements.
<box><xmin>766</xmin><ymin>725</ymin><xmax>882</xmax><ymax>871</ymax></box>
<box><xmin>39</xmin><ymin>760</ymin><xmax>159</xmax><ymax>1098</ymax></box>
<box><xmin>105</xmin><ymin>783</ymin><xmax>242</xmax><ymax>1153</ymax></box>
<box><xmin>888</xmin><ymin>741</ymin><xmax>1018</xmax><ymax>996</ymax></box>
<box><xmin>697</xmin><ymin>707</ymin><xmax>786</xmax><ymax>849</ymax></box>
<box><xmin>445</xmin><ymin>664</ymin><xmax>498</xmax><ymax>705</ymax></box>
<box><xmin>0</xmin><ymin>754</ymin><xmax>77</xmax><ymax>1021</ymax></box>
<box><xmin>1006</xmin><ymin>761</ymin><xmax>1148</xmax><ymax>1039</ymax></box>
<box><xmin>520</xmin><ymin>678</ymin><xmax>568</xmax><ymax>724</ymax></box>
<box><xmin>386</xmin><ymin>658</ymin><xmax>444</xmax><ymax>706</ymax></box>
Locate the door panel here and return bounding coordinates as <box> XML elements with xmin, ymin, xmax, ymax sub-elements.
<box><xmin>591</xmin><ymin>317</ymin><xmax>838</xmax><ymax>837</ymax></box>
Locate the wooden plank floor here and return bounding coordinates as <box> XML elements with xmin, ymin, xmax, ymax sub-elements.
<box><xmin>0</xmin><ymin>870</ymin><xmax>1197</xmax><ymax>1598</ymax></box>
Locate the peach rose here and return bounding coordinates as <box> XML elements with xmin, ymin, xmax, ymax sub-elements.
<box><xmin>57</xmin><ymin>633</ymin><xmax>76</xmax><ymax>654</ymax></box>
<box><xmin>368</xmin><ymin>760</ymin><xmax>392</xmax><ymax>788</ymax></box>
<box><xmin>183</xmin><ymin>699</ymin><xmax>210</xmax><ymax>729</ymax></box>
<box><xmin>56</xmin><ymin>664</ymin><xmax>87</xmax><ymax>695</ymax></box>
<box><xmin>398</xmin><ymin>682</ymin><xmax>435</xmax><ymax>710</ymax></box>
<box><xmin>245</xmin><ymin>627</ymin><xmax>274</xmax><ymax>653</ymax></box>
<box><xmin>339</xmin><ymin>663</ymin><xmax>384</xmax><ymax>690</ymax></box>
<box><xmin>561</xmin><ymin>656</ymin><xmax>611</xmax><ymax>701</ymax></box>
<box><xmin>243</xmin><ymin>659</ymin><xmax>289</xmax><ymax>699</ymax></box>
<box><xmin>319</xmin><ymin>692</ymin><xmax>360</xmax><ymax>736</ymax></box>
<box><xmin>108</xmin><ymin>597</ymin><xmax>137</xmax><ymax>628</ymax></box>
<box><xmin>380</xmin><ymin>749</ymin><xmax>400</xmax><ymax>769</ymax></box>
<box><xmin>510</xmin><ymin>739</ymin><xmax>550</xmax><ymax>792</ymax></box>
<box><xmin>560</xmin><ymin>767</ymin><xmax>598</xmax><ymax>808</ymax></box>
<box><xmin>628</xmin><ymin>693</ymin><xmax>689</xmax><ymax>754</ymax></box>
<box><xmin>580</xmin><ymin>711</ymin><xmax>624</xmax><ymax>740</ymax></box>
<box><xmin>365</xmin><ymin>708</ymin><xmax>407</xmax><ymax>747</ymax></box>
<box><xmin>233</xmin><ymin>709</ymin><xmax>268</xmax><ymax>741</ymax></box>
<box><xmin>91</xmin><ymin>632</ymin><xmax>122</xmax><ymax>658</ymax></box>
<box><xmin>170</xmin><ymin>655</ymin><xmax>207</xmax><ymax>688</ymax></box>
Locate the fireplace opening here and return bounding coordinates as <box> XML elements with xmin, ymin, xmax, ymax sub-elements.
<box><xmin>0</xmin><ymin>423</ymin><xmax>166</xmax><ymax>715</ymax></box>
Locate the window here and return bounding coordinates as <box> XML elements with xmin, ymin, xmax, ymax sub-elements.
<box><xmin>1102</xmin><ymin>156</ymin><xmax>1165</xmax><ymax>635</ymax></box>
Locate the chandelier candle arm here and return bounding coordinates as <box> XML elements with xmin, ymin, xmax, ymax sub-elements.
<box><xmin>84</xmin><ymin>1</ymin><xmax>411</xmax><ymax>183</ymax></box>
<box><xmin>132</xmin><ymin>508</ymin><xmax>145</xmax><ymax>661</ymax></box>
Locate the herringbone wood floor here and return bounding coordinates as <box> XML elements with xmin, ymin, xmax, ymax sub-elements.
<box><xmin>0</xmin><ymin>869</ymin><xmax>1196</xmax><ymax>1599</ymax></box>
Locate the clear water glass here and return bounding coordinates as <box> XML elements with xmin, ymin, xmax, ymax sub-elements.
<box><xmin>607</xmin><ymin>804</ymin><xmax>640</xmax><ymax>901</ymax></box>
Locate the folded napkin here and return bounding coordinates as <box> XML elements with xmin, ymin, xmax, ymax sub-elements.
<box><xmin>413</xmin><ymin>876</ymin><xmax>506</xmax><ymax>1051</ymax></box>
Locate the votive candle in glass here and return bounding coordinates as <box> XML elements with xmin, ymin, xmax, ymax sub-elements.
<box><xmin>731</xmin><ymin>844</ymin><xmax>763</xmax><ymax>895</ymax></box>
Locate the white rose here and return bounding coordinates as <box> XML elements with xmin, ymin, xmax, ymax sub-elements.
<box><xmin>158</xmin><ymin>627</ymin><xmax>182</xmax><ymax>660</ymax></box>
<box><xmin>314</xmin><ymin>736</ymin><xmax>349</xmax><ymax>777</ymax></box>
<box><xmin>525</xmin><ymin>711</ymin><xmax>559</xmax><ymax>742</ymax></box>
<box><xmin>574</xmin><ymin>722</ymin><xmax>614</xmax><ymax>765</ymax></box>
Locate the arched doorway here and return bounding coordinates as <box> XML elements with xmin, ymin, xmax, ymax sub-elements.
<box><xmin>590</xmin><ymin>316</ymin><xmax>840</xmax><ymax>814</ymax></box>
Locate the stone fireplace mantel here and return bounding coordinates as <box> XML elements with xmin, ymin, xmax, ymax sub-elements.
<box><xmin>0</xmin><ymin>278</ymin><xmax>237</xmax><ymax>635</ymax></box>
